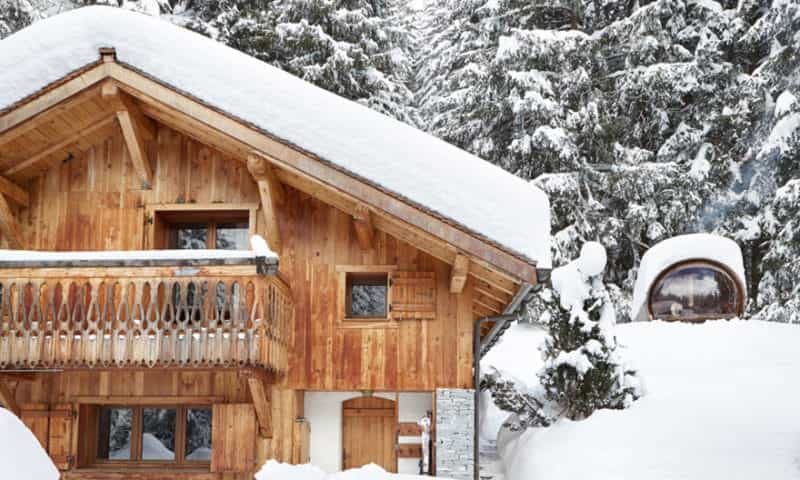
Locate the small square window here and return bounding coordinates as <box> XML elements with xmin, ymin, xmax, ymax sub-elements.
<box><xmin>346</xmin><ymin>272</ymin><xmax>388</xmax><ymax>319</ymax></box>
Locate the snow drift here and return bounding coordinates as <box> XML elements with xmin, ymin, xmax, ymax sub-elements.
<box><xmin>494</xmin><ymin>320</ymin><xmax>800</xmax><ymax>480</ymax></box>
<box><xmin>255</xmin><ymin>460</ymin><xmax>449</xmax><ymax>479</ymax></box>
<box><xmin>0</xmin><ymin>408</ymin><xmax>60</xmax><ymax>480</ymax></box>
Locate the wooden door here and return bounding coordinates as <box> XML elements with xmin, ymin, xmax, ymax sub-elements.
<box><xmin>342</xmin><ymin>397</ymin><xmax>396</xmax><ymax>472</ymax></box>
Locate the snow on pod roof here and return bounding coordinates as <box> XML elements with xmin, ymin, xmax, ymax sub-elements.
<box><xmin>0</xmin><ymin>6</ymin><xmax>552</xmax><ymax>269</ymax></box>
<box><xmin>632</xmin><ymin>233</ymin><xmax>746</xmax><ymax>321</ymax></box>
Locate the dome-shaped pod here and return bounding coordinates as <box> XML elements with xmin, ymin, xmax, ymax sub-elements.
<box><xmin>632</xmin><ymin>234</ymin><xmax>746</xmax><ymax>322</ymax></box>
<box><xmin>647</xmin><ymin>259</ymin><xmax>745</xmax><ymax>322</ymax></box>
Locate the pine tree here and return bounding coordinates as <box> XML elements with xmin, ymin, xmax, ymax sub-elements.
<box><xmin>537</xmin><ymin>242</ymin><xmax>641</xmax><ymax>420</ymax></box>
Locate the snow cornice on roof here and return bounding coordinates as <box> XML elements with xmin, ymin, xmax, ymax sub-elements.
<box><xmin>0</xmin><ymin>6</ymin><xmax>552</xmax><ymax>281</ymax></box>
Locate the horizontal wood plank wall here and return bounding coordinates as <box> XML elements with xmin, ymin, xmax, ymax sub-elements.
<box><xmin>14</xmin><ymin>370</ymin><xmax>304</xmax><ymax>480</ymax></box>
<box><xmin>10</xmin><ymin>122</ymin><xmax>474</xmax><ymax>391</ymax></box>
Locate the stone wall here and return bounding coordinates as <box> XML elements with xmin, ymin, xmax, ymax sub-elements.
<box><xmin>435</xmin><ymin>388</ymin><xmax>475</xmax><ymax>479</ymax></box>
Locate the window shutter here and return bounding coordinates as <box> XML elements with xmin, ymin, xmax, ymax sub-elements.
<box><xmin>20</xmin><ymin>404</ymin><xmax>50</xmax><ymax>450</ymax></box>
<box><xmin>390</xmin><ymin>272</ymin><xmax>436</xmax><ymax>320</ymax></box>
<box><xmin>48</xmin><ymin>404</ymin><xmax>75</xmax><ymax>470</ymax></box>
<box><xmin>211</xmin><ymin>403</ymin><xmax>257</xmax><ymax>473</ymax></box>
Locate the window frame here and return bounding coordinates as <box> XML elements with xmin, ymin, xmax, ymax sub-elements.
<box><xmin>647</xmin><ymin>259</ymin><xmax>745</xmax><ymax>322</ymax></box>
<box><xmin>91</xmin><ymin>404</ymin><xmax>212</xmax><ymax>469</ymax></box>
<box><xmin>337</xmin><ymin>265</ymin><xmax>397</xmax><ymax>327</ymax></box>
<box><xmin>146</xmin><ymin>203</ymin><xmax>258</xmax><ymax>250</ymax></box>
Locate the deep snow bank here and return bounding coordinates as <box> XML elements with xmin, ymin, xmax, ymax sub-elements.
<box><xmin>256</xmin><ymin>460</ymin><xmax>447</xmax><ymax>479</ymax></box>
<box><xmin>0</xmin><ymin>408</ymin><xmax>60</xmax><ymax>480</ymax></box>
<box><xmin>498</xmin><ymin>320</ymin><xmax>800</xmax><ymax>480</ymax></box>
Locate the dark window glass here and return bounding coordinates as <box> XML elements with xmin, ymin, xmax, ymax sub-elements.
<box><xmin>216</xmin><ymin>223</ymin><xmax>249</xmax><ymax>250</ymax></box>
<box><xmin>650</xmin><ymin>264</ymin><xmax>740</xmax><ymax>320</ymax></box>
<box><xmin>141</xmin><ymin>408</ymin><xmax>176</xmax><ymax>460</ymax></box>
<box><xmin>97</xmin><ymin>407</ymin><xmax>133</xmax><ymax>460</ymax></box>
<box><xmin>168</xmin><ymin>225</ymin><xmax>208</xmax><ymax>250</ymax></box>
<box><xmin>185</xmin><ymin>408</ymin><xmax>213</xmax><ymax>461</ymax></box>
<box><xmin>347</xmin><ymin>273</ymin><xmax>388</xmax><ymax>318</ymax></box>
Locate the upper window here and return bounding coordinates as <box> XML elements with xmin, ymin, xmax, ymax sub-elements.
<box><xmin>649</xmin><ymin>261</ymin><xmax>742</xmax><ymax>321</ymax></box>
<box><xmin>346</xmin><ymin>272</ymin><xmax>389</xmax><ymax>319</ymax></box>
<box><xmin>168</xmin><ymin>221</ymin><xmax>249</xmax><ymax>250</ymax></box>
<box><xmin>95</xmin><ymin>405</ymin><xmax>212</xmax><ymax>465</ymax></box>
<box><xmin>148</xmin><ymin>204</ymin><xmax>257</xmax><ymax>250</ymax></box>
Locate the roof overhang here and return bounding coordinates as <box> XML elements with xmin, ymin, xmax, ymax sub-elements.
<box><xmin>0</xmin><ymin>52</ymin><xmax>539</xmax><ymax>292</ymax></box>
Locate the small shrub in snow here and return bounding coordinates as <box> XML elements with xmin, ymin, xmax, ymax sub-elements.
<box><xmin>484</xmin><ymin>242</ymin><xmax>641</xmax><ymax>428</ymax></box>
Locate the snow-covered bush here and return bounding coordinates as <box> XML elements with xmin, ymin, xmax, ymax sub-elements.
<box><xmin>483</xmin><ymin>242</ymin><xmax>641</xmax><ymax>429</ymax></box>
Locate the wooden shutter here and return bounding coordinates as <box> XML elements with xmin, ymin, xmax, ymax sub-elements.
<box><xmin>48</xmin><ymin>404</ymin><xmax>75</xmax><ymax>470</ymax></box>
<box><xmin>390</xmin><ymin>272</ymin><xmax>436</xmax><ymax>320</ymax></box>
<box><xmin>20</xmin><ymin>404</ymin><xmax>50</xmax><ymax>450</ymax></box>
<box><xmin>211</xmin><ymin>403</ymin><xmax>257</xmax><ymax>473</ymax></box>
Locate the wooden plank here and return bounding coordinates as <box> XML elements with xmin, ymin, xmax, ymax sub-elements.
<box><xmin>247</xmin><ymin>153</ymin><xmax>282</xmax><ymax>253</ymax></box>
<box><xmin>211</xmin><ymin>403</ymin><xmax>257</xmax><ymax>473</ymax></box>
<box><xmin>450</xmin><ymin>254</ymin><xmax>469</xmax><ymax>294</ymax></box>
<box><xmin>48</xmin><ymin>404</ymin><xmax>74</xmax><ymax>470</ymax></box>
<box><xmin>0</xmin><ymin>264</ymin><xmax>260</xmax><ymax>278</ymax></box>
<box><xmin>352</xmin><ymin>203</ymin><xmax>374</xmax><ymax>251</ymax></box>
<box><xmin>0</xmin><ymin>193</ymin><xmax>22</xmax><ymax>248</ymax></box>
<box><xmin>0</xmin><ymin>175</ymin><xmax>29</xmax><ymax>207</ymax></box>
<box><xmin>397</xmin><ymin>443</ymin><xmax>423</xmax><ymax>458</ymax></box>
<box><xmin>3</xmin><ymin>114</ymin><xmax>117</xmax><ymax>177</ymax></box>
<box><xmin>247</xmin><ymin>377</ymin><xmax>273</xmax><ymax>438</ymax></box>
<box><xmin>73</xmin><ymin>395</ymin><xmax>223</xmax><ymax>405</ymax></box>
<box><xmin>398</xmin><ymin>421</ymin><xmax>423</xmax><ymax>436</ymax></box>
<box><xmin>102</xmin><ymin>86</ymin><xmax>153</xmax><ymax>188</ymax></box>
<box><xmin>0</xmin><ymin>379</ymin><xmax>19</xmax><ymax>416</ymax></box>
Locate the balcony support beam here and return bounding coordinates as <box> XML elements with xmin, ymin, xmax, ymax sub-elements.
<box><xmin>247</xmin><ymin>152</ymin><xmax>283</xmax><ymax>254</ymax></box>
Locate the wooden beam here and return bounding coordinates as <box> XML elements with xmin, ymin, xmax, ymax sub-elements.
<box><xmin>102</xmin><ymin>83</ymin><xmax>154</xmax><ymax>188</ymax></box>
<box><xmin>0</xmin><ymin>176</ymin><xmax>28</xmax><ymax>207</ymax></box>
<box><xmin>352</xmin><ymin>203</ymin><xmax>375</xmax><ymax>251</ymax></box>
<box><xmin>246</xmin><ymin>376</ymin><xmax>273</xmax><ymax>438</ymax></box>
<box><xmin>247</xmin><ymin>153</ymin><xmax>282</xmax><ymax>253</ymax></box>
<box><xmin>0</xmin><ymin>193</ymin><xmax>22</xmax><ymax>248</ymax></box>
<box><xmin>247</xmin><ymin>151</ymin><xmax>285</xmax><ymax>205</ymax></box>
<box><xmin>450</xmin><ymin>254</ymin><xmax>469</xmax><ymax>294</ymax></box>
<box><xmin>0</xmin><ymin>378</ymin><xmax>19</xmax><ymax>416</ymax></box>
<box><xmin>3</xmin><ymin>114</ymin><xmax>116</xmax><ymax>177</ymax></box>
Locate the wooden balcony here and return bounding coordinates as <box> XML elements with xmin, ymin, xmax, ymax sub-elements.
<box><xmin>0</xmin><ymin>251</ymin><xmax>292</xmax><ymax>374</ymax></box>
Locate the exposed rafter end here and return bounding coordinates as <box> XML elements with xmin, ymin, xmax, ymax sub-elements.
<box><xmin>352</xmin><ymin>203</ymin><xmax>375</xmax><ymax>251</ymax></box>
<box><xmin>450</xmin><ymin>253</ymin><xmax>469</xmax><ymax>294</ymax></box>
<box><xmin>247</xmin><ymin>152</ymin><xmax>283</xmax><ymax>253</ymax></box>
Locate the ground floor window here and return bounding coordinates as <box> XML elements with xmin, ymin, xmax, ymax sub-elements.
<box><xmin>94</xmin><ymin>405</ymin><xmax>212</xmax><ymax>465</ymax></box>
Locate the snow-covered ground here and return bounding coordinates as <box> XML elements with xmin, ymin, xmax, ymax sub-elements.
<box><xmin>0</xmin><ymin>408</ymin><xmax>59</xmax><ymax>480</ymax></box>
<box><xmin>485</xmin><ymin>320</ymin><xmax>800</xmax><ymax>480</ymax></box>
<box><xmin>256</xmin><ymin>460</ymin><xmax>448</xmax><ymax>479</ymax></box>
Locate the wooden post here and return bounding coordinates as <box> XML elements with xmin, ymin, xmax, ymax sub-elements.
<box><xmin>247</xmin><ymin>377</ymin><xmax>273</xmax><ymax>438</ymax></box>
<box><xmin>247</xmin><ymin>152</ymin><xmax>283</xmax><ymax>253</ymax></box>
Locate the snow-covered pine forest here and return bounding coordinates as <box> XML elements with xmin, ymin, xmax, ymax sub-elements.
<box><xmin>3</xmin><ymin>0</ymin><xmax>798</xmax><ymax>322</ymax></box>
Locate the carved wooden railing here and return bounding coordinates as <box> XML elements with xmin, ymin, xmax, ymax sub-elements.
<box><xmin>0</xmin><ymin>268</ymin><xmax>293</xmax><ymax>374</ymax></box>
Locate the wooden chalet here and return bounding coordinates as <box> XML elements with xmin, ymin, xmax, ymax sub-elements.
<box><xmin>0</xmin><ymin>7</ymin><xmax>550</xmax><ymax>479</ymax></box>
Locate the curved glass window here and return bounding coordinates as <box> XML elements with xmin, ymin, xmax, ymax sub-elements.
<box><xmin>649</xmin><ymin>262</ymin><xmax>741</xmax><ymax>321</ymax></box>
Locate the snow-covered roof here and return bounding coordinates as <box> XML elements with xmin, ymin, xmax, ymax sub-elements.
<box><xmin>0</xmin><ymin>6</ymin><xmax>552</xmax><ymax>269</ymax></box>
<box><xmin>631</xmin><ymin>233</ymin><xmax>746</xmax><ymax>321</ymax></box>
